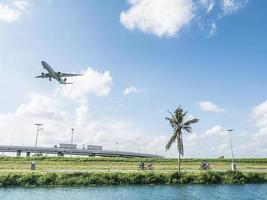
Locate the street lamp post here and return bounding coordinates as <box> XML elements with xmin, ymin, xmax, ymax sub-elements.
<box><xmin>116</xmin><ymin>141</ymin><xmax>118</xmax><ymax>151</ymax></box>
<box><xmin>70</xmin><ymin>128</ymin><xmax>74</xmax><ymax>157</ymax></box>
<box><xmin>32</xmin><ymin>123</ymin><xmax>43</xmax><ymax>170</ymax></box>
<box><xmin>227</xmin><ymin>129</ymin><xmax>236</xmax><ymax>171</ymax></box>
<box><xmin>34</xmin><ymin>123</ymin><xmax>43</xmax><ymax>156</ymax></box>
<box><xmin>71</xmin><ymin>128</ymin><xmax>74</xmax><ymax>145</ymax></box>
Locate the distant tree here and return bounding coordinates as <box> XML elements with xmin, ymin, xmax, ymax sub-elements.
<box><xmin>165</xmin><ymin>106</ymin><xmax>199</xmax><ymax>172</ymax></box>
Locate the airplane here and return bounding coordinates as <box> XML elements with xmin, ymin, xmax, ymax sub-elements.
<box><xmin>35</xmin><ymin>61</ymin><xmax>83</xmax><ymax>84</ymax></box>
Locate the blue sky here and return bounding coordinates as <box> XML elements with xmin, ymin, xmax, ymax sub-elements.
<box><xmin>0</xmin><ymin>0</ymin><xmax>267</xmax><ymax>157</ymax></box>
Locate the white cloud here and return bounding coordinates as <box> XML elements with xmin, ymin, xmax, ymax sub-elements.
<box><xmin>198</xmin><ymin>0</ymin><xmax>215</xmax><ymax>13</ymax></box>
<box><xmin>198</xmin><ymin>0</ymin><xmax>248</xmax><ymax>15</ymax></box>
<box><xmin>198</xmin><ymin>101</ymin><xmax>224</xmax><ymax>112</ymax></box>
<box><xmin>185</xmin><ymin>133</ymin><xmax>198</xmax><ymax>147</ymax></box>
<box><xmin>120</xmin><ymin>0</ymin><xmax>248</xmax><ymax>38</ymax></box>
<box><xmin>15</xmin><ymin>93</ymin><xmax>68</xmax><ymax>120</ymax></box>
<box><xmin>228</xmin><ymin>101</ymin><xmax>267</xmax><ymax>157</ymax></box>
<box><xmin>221</xmin><ymin>0</ymin><xmax>248</xmax><ymax>15</ymax></box>
<box><xmin>75</xmin><ymin>99</ymin><xmax>89</xmax><ymax>128</ymax></box>
<box><xmin>14</xmin><ymin>0</ymin><xmax>31</xmax><ymax>10</ymax></box>
<box><xmin>0</xmin><ymin>94</ymin><xmax>70</xmax><ymax>146</ymax></box>
<box><xmin>0</xmin><ymin>93</ymin><xmax>166</xmax><ymax>155</ymax></box>
<box><xmin>204</xmin><ymin>125</ymin><xmax>225</xmax><ymax>136</ymax></box>
<box><xmin>182</xmin><ymin>126</ymin><xmax>261</xmax><ymax>158</ymax></box>
<box><xmin>251</xmin><ymin>100</ymin><xmax>267</xmax><ymax>128</ymax></box>
<box><xmin>249</xmin><ymin>101</ymin><xmax>267</xmax><ymax>154</ymax></box>
<box><xmin>123</xmin><ymin>86</ymin><xmax>141</xmax><ymax>95</ymax></box>
<box><xmin>216</xmin><ymin>143</ymin><xmax>229</xmax><ymax>152</ymax></box>
<box><xmin>120</xmin><ymin>0</ymin><xmax>194</xmax><ymax>37</ymax></box>
<box><xmin>0</xmin><ymin>0</ymin><xmax>31</xmax><ymax>23</ymax></box>
<box><xmin>0</xmin><ymin>4</ymin><xmax>20</xmax><ymax>22</ymax></box>
<box><xmin>224</xmin><ymin>101</ymin><xmax>267</xmax><ymax>157</ymax></box>
<box><xmin>209</xmin><ymin>22</ymin><xmax>217</xmax><ymax>36</ymax></box>
<box><xmin>58</xmin><ymin>67</ymin><xmax>113</xmax><ymax>99</ymax></box>
<box><xmin>207</xmin><ymin>2</ymin><xmax>215</xmax><ymax>13</ymax></box>
<box><xmin>197</xmin><ymin>0</ymin><xmax>248</xmax><ymax>36</ymax></box>
<box><xmin>79</xmin><ymin>119</ymin><xmax>166</xmax><ymax>153</ymax></box>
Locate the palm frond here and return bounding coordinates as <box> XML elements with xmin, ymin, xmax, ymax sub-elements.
<box><xmin>184</xmin><ymin>118</ymin><xmax>199</xmax><ymax>126</ymax></box>
<box><xmin>165</xmin><ymin>117</ymin><xmax>177</xmax><ymax>129</ymax></box>
<box><xmin>183</xmin><ymin>126</ymin><xmax>192</xmax><ymax>133</ymax></box>
<box><xmin>165</xmin><ymin>132</ymin><xmax>177</xmax><ymax>151</ymax></box>
<box><xmin>168</xmin><ymin>111</ymin><xmax>177</xmax><ymax>124</ymax></box>
<box><xmin>174</xmin><ymin>107</ymin><xmax>186</xmax><ymax>125</ymax></box>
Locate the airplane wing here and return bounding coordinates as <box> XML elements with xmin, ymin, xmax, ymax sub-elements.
<box><xmin>35</xmin><ymin>73</ymin><xmax>49</xmax><ymax>78</ymax></box>
<box><xmin>59</xmin><ymin>73</ymin><xmax>83</xmax><ymax>77</ymax></box>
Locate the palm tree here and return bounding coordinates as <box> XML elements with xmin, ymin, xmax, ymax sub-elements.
<box><xmin>165</xmin><ymin>106</ymin><xmax>199</xmax><ymax>172</ymax></box>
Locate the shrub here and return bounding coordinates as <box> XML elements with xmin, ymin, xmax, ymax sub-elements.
<box><xmin>17</xmin><ymin>173</ymin><xmax>40</xmax><ymax>186</ymax></box>
<box><xmin>37</xmin><ymin>173</ymin><xmax>58</xmax><ymax>185</ymax></box>
<box><xmin>245</xmin><ymin>172</ymin><xmax>267</xmax><ymax>183</ymax></box>
<box><xmin>223</xmin><ymin>171</ymin><xmax>247</xmax><ymax>184</ymax></box>
<box><xmin>169</xmin><ymin>172</ymin><xmax>183</xmax><ymax>184</ymax></box>
<box><xmin>0</xmin><ymin>174</ymin><xmax>21</xmax><ymax>186</ymax></box>
<box><xmin>196</xmin><ymin>171</ymin><xmax>222</xmax><ymax>184</ymax></box>
<box><xmin>0</xmin><ymin>171</ymin><xmax>267</xmax><ymax>187</ymax></box>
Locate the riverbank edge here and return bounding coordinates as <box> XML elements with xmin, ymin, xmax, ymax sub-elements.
<box><xmin>0</xmin><ymin>171</ymin><xmax>267</xmax><ymax>186</ymax></box>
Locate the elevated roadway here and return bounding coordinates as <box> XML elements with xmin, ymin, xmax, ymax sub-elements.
<box><xmin>0</xmin><ymin>145</ymin><xmax>160</xmax><ymax>158</ymax></box>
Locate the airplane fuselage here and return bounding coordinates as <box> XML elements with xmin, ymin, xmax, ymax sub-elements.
<box><xmin>36</xmin><ymin>61</ymin><xmax>82</xmax><ymax>84</ymax></box>
<box><xmin>41</xmin><ymin>61</ymin><xmax>65</xmax><ymax>84</ymax></box>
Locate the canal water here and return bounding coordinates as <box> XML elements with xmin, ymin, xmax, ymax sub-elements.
<box><xmin>0</xmin><ymin>184</ymin><xmax>267</xmax><ymax>200</ymax></box>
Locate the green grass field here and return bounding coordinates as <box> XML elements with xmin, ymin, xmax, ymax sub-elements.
<box><xmin>0</xmin><ymin>157</ymin><xmax>266</xmax><ymax>173</ymax></box>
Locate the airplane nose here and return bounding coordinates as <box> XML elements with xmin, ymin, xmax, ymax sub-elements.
<box><xmin>41</xmin><ymin>61</ymin><xmax>46</xmax><ymax>66</ymax></box>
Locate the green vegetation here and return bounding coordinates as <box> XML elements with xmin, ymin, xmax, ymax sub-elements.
<box><xmin>0</xmin><ymin>171</ymin><xmax>266</xmax><ymax>187</ymax></box>
<box><xmin>0</xmin><ymin>157</ymin><xmax>266</xmax><ymax>186</ymax></box>
<box><xmin>0</xmin><ymin>157</ymin><xmax>267</xmax><ymax>172</ymax></box>
<box><xmin>165</xmin><ymin>106</ymin><xmax>199</xmax><ymax>172</ymax></box>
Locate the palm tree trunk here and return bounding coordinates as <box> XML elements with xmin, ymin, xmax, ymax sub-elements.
<box><xmin>178</xmin><ymin>151</ymin><xmax>181</xmax><ymax>173</ymax></box>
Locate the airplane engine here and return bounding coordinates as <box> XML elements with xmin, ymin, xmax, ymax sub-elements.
<box><xmin>41</xmin><ymin>73</ymin><xmax>45</xmax><ymax>78</ymax></box>
<box><xmin>64</xmin><ymin>77</ymin><xmax>67</xmax><ymax>82</ymax></box>
<box><xmin>58</xmin><ymin>72</ymin><xmax>61</xmax><ymax>76</ymax></box>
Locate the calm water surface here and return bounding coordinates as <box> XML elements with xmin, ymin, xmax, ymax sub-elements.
<box><xmin>1</xmin><ymin>185</ymin><xmax>267</xmax><ymax>200</ymax></box>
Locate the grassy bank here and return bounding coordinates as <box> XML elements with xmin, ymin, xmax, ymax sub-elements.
<box><xmin>0</xmin><ymin>157</ymin><xmax>267</xmax><ymax>172</ymax></box>
<box><xmin>0</xmin><ymin>171</ymin><xmax>267</xmax><ymax>186</ymax></box>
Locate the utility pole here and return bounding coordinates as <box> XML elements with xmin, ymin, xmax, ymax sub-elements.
<box><xmin>227</xmin><ymin>129</ymin><xmax>236</xmax><ymax>171</ymax></box>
